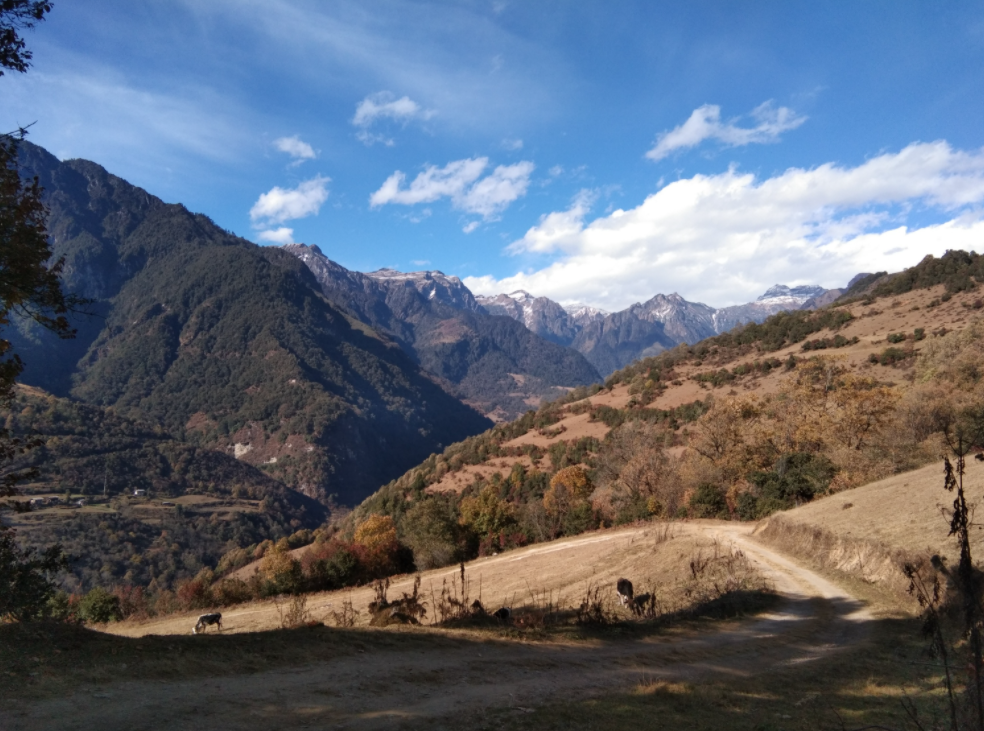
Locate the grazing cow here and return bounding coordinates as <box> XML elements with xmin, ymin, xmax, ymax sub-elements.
<box><xmin>193</xmin><ymin>612</ymin><xmax>222</xmax><ymax>634</ymax></box>
<box><xmin>630</xmin><ymin>593</ymin><xmax>652</xmax><ymax>617</ymax></box>
<box><xmin>492</xmin><ymin>607</ymin><xmax>512</xmax><ymax>622</ymax></box>
<box><xmin>616</xmin><ymin>578</ymin><xmax>634</xmax><ymax>607</ymax></box>
<box><xmin>975</xmin><ymin>453</ymin><xmax>984</xmax><ymax>463</ymax></box>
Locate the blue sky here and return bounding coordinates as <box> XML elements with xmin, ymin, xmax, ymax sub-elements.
<box><xmin>4</xmin><ymin>1</ymin><xmax>984</xmax><ymax>310</ymax></box>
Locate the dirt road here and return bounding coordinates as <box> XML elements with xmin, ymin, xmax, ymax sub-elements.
<box><xmin>2</xmin><ymin>523</ymin><xmax>873</xmax><ymax>731</ymax></box>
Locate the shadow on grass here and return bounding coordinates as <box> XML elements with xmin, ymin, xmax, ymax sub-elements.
<box><xmin>472</xmin><ymin>614</ymin><xmax>952</xmax><ymax>731</ymax></box>
<box><xmin>0</xmin><ymin>596</ymin><xmax>952</xmax><ymax>730</ymax></box>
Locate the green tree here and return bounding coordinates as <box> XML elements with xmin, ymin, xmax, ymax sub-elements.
<box><xmin>77</xmin><ymin>586</ymin><xmax>122</xmax><ymax>624</ymax></box>
<box><xmin>0</xmin><ymin>527</ymin><xmax>66</xmax><ymax>620</ymax></box>
<box><xmin>0</xmin><ymin>0</ymin><xmax>70</xmax><ymax>621</ymax></box>
<box><xmin>0</xmin><ymin>1</ymin><xmax>52</xmax><ymax>76</ymax></box>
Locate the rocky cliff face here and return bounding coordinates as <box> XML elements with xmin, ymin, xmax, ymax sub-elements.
<box><xmin>284</xmin><ymin>246</ymin><xmax>601</xmax><ymax>421</ymax></box>
<box><xmin>475</xmin><ymin>291</ymin><xmax>582</xmax><ymax>345</ymax></box>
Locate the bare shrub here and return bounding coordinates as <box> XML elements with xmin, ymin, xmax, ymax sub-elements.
<box><xmin>369</xmin><ymin>575</ymin><xmax>428</xmax><ymax>626</ymax></box>
<box><xmin>274</xmin><ymin>593</ymin><xmax>313</xmax><ymax>629</ymax></box>
<box><xmin>576</xmin><ymin>584</ymin><xmax>619</xmax><ymax>626</ymax></box>
<box><xmin>512</xmin><ymin>584</ymin><xmax>564</xmax><ymax>629</ymax></box>
<box><xmin>682</xmin><ymin>540</ymin><xmax>765</xmax><ymax>615</ymax></box>
<box><xmin>431</xmin><ymin>562</ymin><xmax>475</xmax><ymax>624</ymax></box>
<box><xmin>652</xmin><ymin>522</ymin><xmax>674</xmax><ymax>545</ymax></box>
<box><xmin>325</xmin><ymin>598</ymin><xmax>359</xmax><ymax>628</ymax></box>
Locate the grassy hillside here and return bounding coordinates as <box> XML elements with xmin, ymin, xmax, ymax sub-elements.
<box><xmin>325</xmin><ymin>252</ymin><xmax>984</xmax><ymax>584</ymax></box>
<box><xmin>9</xmin><ymin>142</ymin><xmax>492</xmax><ymax>505</ymax></box>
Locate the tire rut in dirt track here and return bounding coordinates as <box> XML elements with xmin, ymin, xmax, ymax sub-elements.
<box><xmin>2</xmin><ymin>523</ymin><xmax>874</xmax><ymax>731</ymax></box>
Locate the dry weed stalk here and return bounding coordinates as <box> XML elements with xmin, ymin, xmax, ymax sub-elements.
<box><xmin>325</xmin><ymin>597</ymin><xmax>359</xmax><ymax>628</ymax></box>
<box><xmin>683</xmin><ymin>540</ymin><xmax>760</xmax><ymax>610</ymax></box>
<box><xmin>431</xmin><ymin>562</ymin><xmax>476</xmax><ymax>623</ymax></box>
<box><xmin>273</xmin><ymin>593</ymin><xmax>313</xmax><ymax>629</ymax></box>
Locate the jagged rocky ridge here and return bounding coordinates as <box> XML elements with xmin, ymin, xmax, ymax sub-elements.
<box><xmin>478</xmin><ymin>284</ymin><xmax>851</xmax><ymax>376</ymax></box>
<box><xmin>284</xmin><ymin>245</ymin><xmax>602</xmax><ymax>422</ymax></box>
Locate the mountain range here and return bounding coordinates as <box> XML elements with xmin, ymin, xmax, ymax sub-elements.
<box><xmin>9</xmin><ymin>140</ymin><xmax>860</xmax><ymax>506</ymax></box>
<box><xmin>477</xmin><ymin>283</ymin><xmax>853</xmax><ymax>375</ymax></box>
<box><xmin>282</xmin><ymin>244</ymin><xmax>601</xmax><ymax>422</ymax></box>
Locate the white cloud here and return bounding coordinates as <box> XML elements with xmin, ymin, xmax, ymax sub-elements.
<box><xmin>464</xmin><ymin>142</ymin><xmax>984</xmax><ymax>311</ymax></box>
<box><xmin>256</xmin><ymin>227</ymin><xmax>295</xmax><ymax>245</ymax></box>
<box><xmin>646</xmin><ymin>101</ymin><xmax>807</xmax><ymax>162</ymax></box>
<box><xmin>501</xmin><ymin>138</ymin><xmax>523</xmax><ymax>151</ymax></box>
<box><xmin>370</xmin><ymin>158</ymin><xmax>534</xmax><ymax>219</ymax></box>
<box><xmin>274</xmin><ymin>135</ymin><xmax>317</xmax><ymax>165</ymax></box>
<box><xmin>352</xmin><ymin>91</ymin><xmax>435</xmax><ymax>145</ymax></box>
<box><xmin>462</xmin><ymin>221</ymin><xmax>480</xmax><ymax>234</ymax></box>
<box><xmin>250</xmin><ymin>175</ymin><xmax>330</xmax><ymax>225</ymax></box>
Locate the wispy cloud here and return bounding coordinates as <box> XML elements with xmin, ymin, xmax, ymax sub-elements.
<box><xmin>370</xmin><ymin>157</ymin><xmax>534</xmax><ymax>219</ymax></box>
<box><xmin>250</xmin><ymin>175</ymin><xmax>330</xmax><ymax>229</ymax></box>
<box><xmin>501</xmin><ymin>138</ymin><xmax>523</xmax><ymax>151</ymax></box>
<box><xmin>352</xmin><ymin>91</ymin><xmax>435</xmax><ymax>145</ymax></box>
<box><xmin>646</xmin><ymin>101</ymin><xmax>807</xmax><ymax>161</ymax></box>
<box><xmin>466</xmin><ymin>142</ymin><xmax>984</xmax><ymax>310</ymax></box>
<box><xmin>273</xmin><ymin>135</ymin><xmax>317</xmax><ymax>166</ymax></box>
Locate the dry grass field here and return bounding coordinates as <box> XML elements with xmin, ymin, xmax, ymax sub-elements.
<box><xmin>108</xmin><ymin>522</ymin><xmax>750</xmax><ymax>637</ymax></box>
<box><xmin>0</xmin><ymin>513</ymin><xmax>952</xmax><ymax>730</ymax></box>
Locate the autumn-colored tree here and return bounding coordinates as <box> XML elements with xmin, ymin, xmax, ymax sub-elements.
<box><xmin>353</xmin><ymin>514</ymin><xmax>401</xmax><ymax>577</ymax></box>
<box><xmin>459</xmin><ymin>484</ymin><xmax>515</xmax><ymax>539</ymax></box>
<box><xmin>830</xmin><ymin>375</ymin><xmax>900</xmax><ymax>451</ymax></box>
<box><xmin>543</xmin><ymin>465</ymin><xmax>592</xmax><ymax>516</ymax></box>
<box><xmin>261</xmin><ymin>538</ymin><xmax>303</xmax><ymax>594</ymax></box>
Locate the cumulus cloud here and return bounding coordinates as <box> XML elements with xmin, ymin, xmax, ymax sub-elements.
<box><xmin>464</xmin><ymin>142</ymin><xmax>984</xmax><ymax>311</ymax></box>
<box><xmin>352</xmin><ymin>91</ymin><xmax>435</xmax><ymax>145</ymax></box>
<box><xmin>462</xmin><ymin>221</ymin><xmax>480</xmax><ymax>234</ymax></box>
<box><xmin>370</xmin><ymin>158</ymin><xmax>534</xmax><ymax>219</ymax></box>
<box><xmin>256</xmin><ymin>227</ymin><xmax>295</xmax><ymax>245</ymax></box>
<box><xmin>273</xmin><ymin>135</ymin><xmax>317</xmax><ymax>165</ymax></box>
<box><xmin>250</xmin><ymin>175</ymin><xmax>330</xmax><ymax>225</ymax></box>
<box><xmin>646</xmin><ymin>101</ymin><xmax>807</xmax><ymax>161</ymax></box>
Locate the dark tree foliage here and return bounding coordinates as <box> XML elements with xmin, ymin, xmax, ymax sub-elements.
<box><xmin>742</xmin><ymin>452</ymin><xmax>838</xmax><ymax>519</ymax></box>
<box><xmin>0</xmin><ymin>0</ymin><xmax>71</xmax><ymax>621</ymax></box>
<box><xmin>0</xmin><ymin>0</ymin><xmax>50</xmax><ymax>76</ymax></box>
<box><xmin>0</xmin><ymin>517</ymin><xmax>66</xmax><ymax>620</ymax></box>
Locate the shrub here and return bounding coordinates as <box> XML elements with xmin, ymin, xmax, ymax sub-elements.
<box><xmin>78</xmin><ymin>586</ymin><xmax>122</xmax><ymax>624</ymax></box>
<box><xmin>303</xmin><ymin>541</ymin><xmax>360</xmax><ymax>591</ymax></box>
<box><xmin>402</xmin><ymin>496</ymin><xmax>463</xmax><ymax>570</ymax></box>
<box><xmin>689</xmin><ymin>483</ymin><xmax>728</xmax><ymax>519</ymax></box>
<box><xmin>744</xmin><ymin>452</ymin><xmax>837</xmax><ymax>517</ymax></box>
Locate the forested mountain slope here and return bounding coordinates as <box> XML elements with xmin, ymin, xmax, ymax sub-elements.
<box><xmin>4</xmin><ymin>386</ymin><xmax>327</xmax><ymax>593</ymax></box>
<box><xmin>8</xmin><ymin>143</ymin><xmax>492</xmax><ymax>505</ymax></box>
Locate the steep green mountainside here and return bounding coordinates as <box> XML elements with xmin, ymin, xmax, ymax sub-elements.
<box><xmin>4</xmin><ymin>387</ymin><xmax>325</xmax><ymax>593</ymax></box>
<box><xmin>285</xmin><ymin>244</ymin><xmax>602</xmax><ymax>421</ymax></box>
<box><xmin>9</xmin><ymin>143</ymin><xmax>492</xmax><ymax>505</ymax></box>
